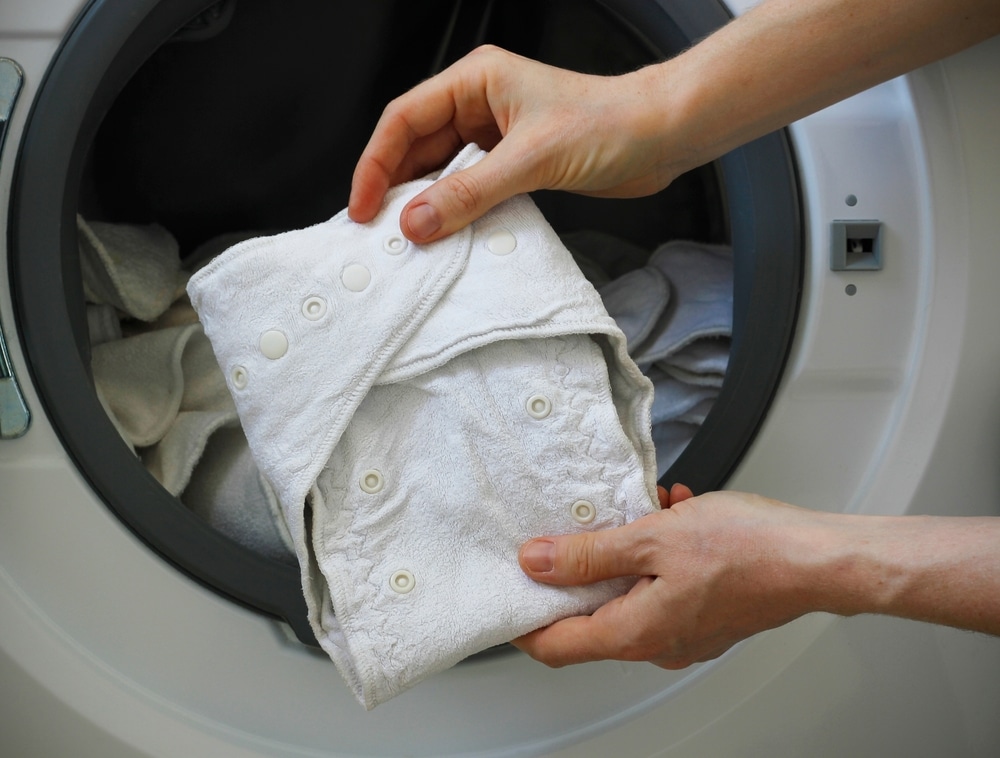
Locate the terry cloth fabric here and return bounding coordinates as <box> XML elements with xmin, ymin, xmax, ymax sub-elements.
<box><xmin>78</xmin><ymin>215</ymin><xmax>183</xmax><ymax>322</ymax></box>
<box><xmin>632</xmin><ymin>240</ymin><xmax>733</xmax><ymax>367</ymax></box>
<box><xmin>86</xmin><ymin>304</ymin><xmax>123</xmax><ymax>346</ymax></box>
<box><xmin>187</xmin><ymin>144</ymin><xmax>659</xmax><ymax>710</ymax></box>
<box><xmin>90</xmin><ymin>322</ymin><xmax>240</xmax><ymax>495</ymax></box>
<box><xmin>597</xmin><ymin>266</ymin><xmax>670</xmax><ymax>352</ymax></box>
<box><xmin>595</xmin><ymin>239</ymin><xmax>732</xmax><ymax>476</ymax></box>
<box><xmin>183</xmin><ymin>425</ymin><xmax>296</xmax><ymax>563</ymax></box>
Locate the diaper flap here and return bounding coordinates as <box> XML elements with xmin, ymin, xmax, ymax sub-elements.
<box><xmin>187</xmin><ymin>179</ymin><xmax>474</xmax><ymax>511</ymax></box>
<box><xmin>382</xmin><ymin>177</ymin><xmax>626</xmax><ymax>384</ymax></box>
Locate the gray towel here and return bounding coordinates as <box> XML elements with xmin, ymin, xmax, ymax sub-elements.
<box><xmin>598</xmin><ymin>266</ymin><xmax>670</xmax><ymax>352</ymax></box>
<box><xmin>183</xmin><ymin>425</ymin><xmax>296</xmax><ymax>563</ymax></box>
<box><xmin>80</xmin><ymin>216</ymin><xmax>294</xmax><ymax>556</ymax></box>
<box><xmin>77</xmin><ymin>215</ymin><xmax>183</xmax><ymax>322</ymax></box>
<box><xmin>633</xmin><ymin>240</ymin><xmax>733</xmax><ymax>366</ymax></box>
<box><xmin>91</xmin><ymin>322</ymin><xmax>239</xmax><ymax>495</ymax></box>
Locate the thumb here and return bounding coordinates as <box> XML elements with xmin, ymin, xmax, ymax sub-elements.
<box><xmin>518</xmin><ymin>521</ymin><xmax>651</xmax><ymax>587</ymax></box>
<box><xmin>399</xmin><ymin>147</ymin><xmax>533</xmax><ymax>243</ymax></box>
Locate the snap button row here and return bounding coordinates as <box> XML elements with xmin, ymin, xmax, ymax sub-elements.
<box><xmin>571</xmin><ymin>500</ymin><xmax>596</xmax><ymax>525</ymax></box>
<box><xmin>389</xmin><ymin>569</ymin><xmax>415</xmax><ymax>594</ymax></box>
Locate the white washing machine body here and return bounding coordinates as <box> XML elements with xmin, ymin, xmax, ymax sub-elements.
<box><xmin>1</xmin><ymin>0</ymin><xmax>998</xmax><ymax>755</ymax></box>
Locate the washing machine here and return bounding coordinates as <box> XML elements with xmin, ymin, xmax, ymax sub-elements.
<box><xmin>2</xmin><ymin>0</ymin><xmax>999</xmax><ymax>755</ymax></box>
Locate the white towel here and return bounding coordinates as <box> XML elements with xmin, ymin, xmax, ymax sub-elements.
<box><xmin>187</xmin><ymin>144</ymin><xmax>658</xmax><ymax>710</ymax></box>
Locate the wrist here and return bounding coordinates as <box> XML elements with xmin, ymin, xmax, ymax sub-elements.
<box><xmin>624</xmin><ymin>61</ymin><xmax>710</xmax><ymax>184</ymax></box>
<box><xmin>767</xmin><ymin>511</ymin><xmax>905</xmax><ymax>621</ymax></box>
<box><xmin>788</xmin><ymin>513</ymin><xmax>1000</xmax><ymax>631</ymax></box>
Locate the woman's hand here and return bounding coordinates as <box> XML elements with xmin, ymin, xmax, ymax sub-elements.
<box><xmin>514</xmin><ymin>484</ymin><xmax>1000</xmax><ymax>669</ymax></box>
<box><xmin>348</xmin><ymin>45</ymin><xmax>688</xmax><ymax>243</ymax></box>
<box><xmin>512</xmin><ymin>485</ymin><xmax>823</xmax><ymax>668</ymax></box>
<box><xmin>350</xmin><ymin>0</ymin><xmax>1000</xmax><ymax>246</ymax></box>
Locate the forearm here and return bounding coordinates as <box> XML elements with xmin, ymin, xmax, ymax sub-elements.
<box><xmin>633</xmin><ymin>0</ymin><xmax>1000</xmax><ymax>177</ymax></box>
<box><xmin>798</xmin><ymin>513</ymin><xmax>1000</xmax><ymax>635</ymax></box>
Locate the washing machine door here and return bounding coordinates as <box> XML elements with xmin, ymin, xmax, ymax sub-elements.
<box><xmin>8</xmin><ymin>0</ymin><xmax>800</xmax><ymax>640</ymax></box>
<box><xmin>2</xmin><ymin>0</ymin><xmax>804</xmax><ymax>754</ymax></box>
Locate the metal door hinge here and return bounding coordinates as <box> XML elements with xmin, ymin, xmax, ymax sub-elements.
<box><xmin>0</xmin><ymin>58</ymin><xmax>30</xmax><ymax>438</ymax></box>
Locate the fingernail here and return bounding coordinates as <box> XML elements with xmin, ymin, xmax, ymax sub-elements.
<box><xmin>521</xmin><ymin>540</ymin><xmax>555</xmax><ymax>573</ymax></box>
<box><xmin>405</xmin><ymin>203</ymin><xmax>441</xmax><ymax>240</ymax></box>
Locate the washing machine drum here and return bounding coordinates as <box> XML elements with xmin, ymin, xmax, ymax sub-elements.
<box><xmin>10</xmin><ymin>0</ymin><xmax>800</xmax><ymax>644</ymax></box>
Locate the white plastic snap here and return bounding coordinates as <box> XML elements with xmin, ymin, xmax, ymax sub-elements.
<box><xmin>487</xmin><ymin>228</ymin><xmax>517</xmax><ymax>255</ymax></box>
<box><xmin>342</xmin><ymin>263</ymin><xmax>372</xmax><ymax>292</ymax></box>
<box><xmin>389</xmin><ymin>569</ymin><xmax>416</xmax><ymax>595</ymax></box>
<box><xmin>383</xmin><ymin>234</ymin><xmax>408</xmax><ymax>255</ymax></box>
<box><xmin>259</xmin><ymin>330</ymin><xmax>289</xmax><ymax>360</ymax></box>
<box><xmin>301</xmin><ymin>296</ymin><xmax>327</xmax><ymax>321</ymax></box>
<box><xmin>571</xmin><ymin>500</ymin><xmax>596</xmax><ymax>525</ymax></box>
<box><xmin>230</xmin><ymin>365</ymin><xmax>249</xmax><ymax>389</ymax></box>
<box><xmin>360</xmin><ymin>469</ymin><xmax>384</xmax><ymax>494</ymax></box>
<box><xmin>526</xmin><ymin>394</ymin><xmax>552</xmax><ymax>419</ymax></box>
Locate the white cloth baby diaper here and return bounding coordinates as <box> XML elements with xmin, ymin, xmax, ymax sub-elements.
<box><xmin>187</xmin><ymin>144</ymin><xmax>658</xmax><ymax>709</ymax></box>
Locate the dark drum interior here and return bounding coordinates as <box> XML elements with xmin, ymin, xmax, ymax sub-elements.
<box><xmin>79</xmin><ymin>0</ymin><xmax>729</xmax><ymax>255</ymax></box>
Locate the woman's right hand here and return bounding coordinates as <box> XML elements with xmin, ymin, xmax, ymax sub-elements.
<box><xmin>348</xmin><ymin>45</ymin><xmax>689</xmax><ymax>244</ymax></box>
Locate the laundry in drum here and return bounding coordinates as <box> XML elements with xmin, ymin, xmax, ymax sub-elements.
<box><xmin>80</xmin><ymin>214</ymin><xmax>297</xmax><ymax>564</ymax></box>
<box><xmin>84</xmin><ymin>144</ymin><xmax>732</xmax><ymax>710</ymax></box>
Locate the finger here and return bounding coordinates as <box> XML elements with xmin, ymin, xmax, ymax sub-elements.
<box><xmin>666</xmin><ymin>482</ymin><xmax>695</xmax><ymax>507</ymax></box>
<box><xmin>518</xmin><ymin>516</ymin><xmax>655</xmax><ymax>586</ymax></box>
<box><xmin>656</xmin><ymin>485</ymin><xmax>669</xmax><ymax>508</ymax></box>
<box><xmin>651</xmin><ymin>642</ymin><xmax>733</xmax><ymax>670</ymax></box>
<box><xmin>397</xmin><ymin>139</ymin><xmax>539</xmax><ymax>242</ymax></box>
<box><xmin>348</xmin><ymin>67</ymin><xmax>475</xmax><ymax>224</ymax></box>
<box><xmin>348</xmin><ymin>151</ymin><xmax>395</xmax><ymax>224</ymax></box>
<box><xmin>348</xmin><ymin>128</ymin><xmax>463</xmax><ymax>224</ymax></box>
<box><xmin>512</xmin><ymin>614</ymin><xmax>621</xmax><ymax>667</ymax></box>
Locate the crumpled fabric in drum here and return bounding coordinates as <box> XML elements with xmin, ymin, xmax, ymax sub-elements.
<box><xmin>80</xmin><ymin>217</ymin><xmax>296</xmax><ymax>562</ymax></box>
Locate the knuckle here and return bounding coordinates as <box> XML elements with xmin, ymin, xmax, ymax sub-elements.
<box><xmin>532</xmin><ymin>650</ymin><xmax>567</xmax><ymax>669</ymax></box>
<box><xmin>441</xmin><ymin>173</ymin><xmax>481</xmax><ymax>214</ymax></box>
<box><xmin>563</xmin><ymin>533</ymin><xmax>599</xmax><ymax>577</ymax></box>
<box><xmin>518</xmin><ymin>639</ymin><xmax>566</xmax><ymax>669</ymax></box>
<box><xmin>468</xmin><ymin>43</ymin><xmax>505</xmax><ymax>62</ymax></box>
